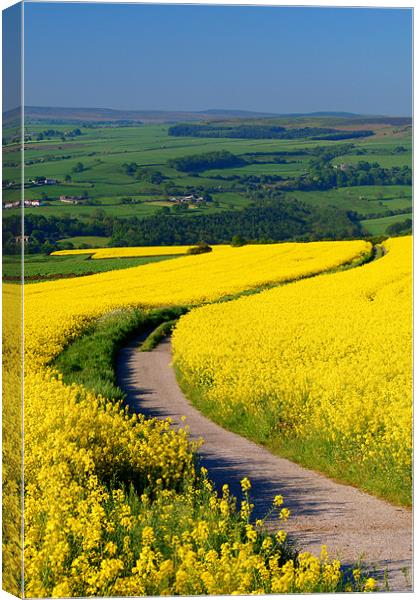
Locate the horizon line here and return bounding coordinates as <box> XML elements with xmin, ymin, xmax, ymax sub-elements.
<box><xmin>3</xmin><ymin>105</ymin><xmax>413</xmax><ymax>119</ymax></box>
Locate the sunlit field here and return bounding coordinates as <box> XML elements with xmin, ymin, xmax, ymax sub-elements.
<box><xmin>173</xmin><ymin>237</ymin><xmax>412</xmax><ymax>504</ymax></box>
<box><xmin>1</xmin><ymin>239</ymin><xmax>380</xmax><ymax>596</ymax></box>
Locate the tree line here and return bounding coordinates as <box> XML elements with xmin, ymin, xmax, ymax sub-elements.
<box><xmin>3</xmin><ymin>193</ymin><xmax>363</xmax><ymax>254</ymax></box>
<box><xmin>108</xmin><ymin>195</ymin><xmax>362</xmax><ymax>246</ymax></box>
<box><xmin>168</xmin><ymin>151</ymin><xmax>247</xmax><ymax>173</ymax></box>
<box><xmin>168</xmin><ymin>123</ymin><xmax>374</xmax><ymax>141</ymax></box>
<box><xmin>284</xmin><ymin>161</ymin><xmax>412</xmax><ymax>192</ymax></box>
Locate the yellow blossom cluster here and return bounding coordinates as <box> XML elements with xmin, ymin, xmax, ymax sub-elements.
<box><xmin>26</xmin><ymin>469</ymin><xmax>374</xmax><ymax>597</ymax></box>
<box><xmin>2</xmin><ymin>283</ymin><xmax>23</xmax><ymax>596</ymax></box>
<box><xmin>172</xmin><ymin>237</ymin><xmax>412</xmax><ymax>503</ymax></box>
<box><xmin>3</xmin><ymin>239</ymin><xmax>377</xmax><ymax>595</ymax></box>
<box><xmin>23</xmin><ymin>369</ymin><xmax>199</xmax><ymax>597</ymax></box>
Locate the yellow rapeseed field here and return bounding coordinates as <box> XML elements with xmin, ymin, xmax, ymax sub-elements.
<box><xmin>51</xmin><ymin>245</ymin><xmax>198</xmax><ymax>258</ymax></box>
<box><xmin>2</xmin><ymin>284</ymin><xmax>23</xmax><ymax>596</ymax></box>
<box><xmin>3</xmin><ymin>239</ymin><xmax>377</xmax><ymax>596</ymax></box>
<box><xmin>172</xmin><ymin>236</ymin><xmax>412</xmax><ymax>504</ymax></box>
<box><xmin>26</xmin><ymin>240</ymin><xmax>370</xmax><ymax>368</ymax></box>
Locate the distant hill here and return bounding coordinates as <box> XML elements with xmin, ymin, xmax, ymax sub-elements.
<box><xmin>22</xmin><ymin>106</ymin><xmax>282</xmax><ymax>123</ymax></box>
<box><xmin>4</xmin><ymin>106</ymin><xmax>411</xmax><ymax>127</ymax></box>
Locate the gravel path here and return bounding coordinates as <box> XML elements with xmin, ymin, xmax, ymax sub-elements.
<box><xmin>117</xmin><ymin>337</ymin><xmax>413</xmax><ymax>592</ymax></box>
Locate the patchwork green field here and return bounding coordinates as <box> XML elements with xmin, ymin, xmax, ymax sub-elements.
<box><xmin>3</xmin><ymin>115</ymin><xmax>412</xmax><ymax>258</ymax></box>
<box><xmin>285</xmin><ymin>185</ymin><xmax>412</xmax><ymax>218</ymax></box>
<box><xmin>360</xmin><ymin>213</ymin><xmax>412</xmax><ymax>236</ymax></box>
<box><xmin>4</xmin><ymin>119</ymin><xmax>411</xmax><ymax>225</ymax></box>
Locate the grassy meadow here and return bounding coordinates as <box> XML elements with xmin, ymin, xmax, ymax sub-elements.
<box><xmin>360</xmin><ymin>213</ymin><xmax>412</xmax><ymax>236</ymax></box>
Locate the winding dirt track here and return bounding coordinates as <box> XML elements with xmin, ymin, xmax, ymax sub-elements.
<box><xmin>117</xmin><ymin>338</ymin><xmax>413</xmax><ymax>592</ymax></box>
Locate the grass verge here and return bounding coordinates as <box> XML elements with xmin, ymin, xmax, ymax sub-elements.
<box><xmin>139</xmin><ymin>319</ymin><xmax>179</xmax><ymax>352</ymax></box>
<box><xmin>53</xmin><ymin>306</ymin><xmax>188</xmax><ymax>400</ymax></box>
<box><xmin>175</xmin><ymin>365</ymin><xmax>411</xmax><ymax>507</ymax></box>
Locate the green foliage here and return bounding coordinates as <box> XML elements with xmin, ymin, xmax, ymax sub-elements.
<box><xmin>186</xmin><ymin>242</ymin><xmax>213</xmax><ymax>255</ymax></box>
<box><xmin>168</xmin><ymin>151</ymin><xmax>246</xmax><ymax>173</ymax></box>
<box><xmin>361</xmin><ymin>213</ymin><xmax>412</xmax><ymax>236</ymax></box>
<box><xmin>72</xmin><ymin>161</ymin><xmax>84</xmax><ymax>173</ymax></box>
<box><xmin>231</xmin><ymin>235</ymin><xmax>246</xmax><ymax>247</ymax></box>
<box><xmin>54</xmin><ymin>307</ymin><xmax>189</xmax><ymax>399</ymax></box>
<box><xmin>109</xmin><ymin>194</ymin><xmax>362</xmax><ymax>246</ymax></box>
<box><xmin>139</xmin><ymin>319</ymin><xmax>179</xmax><ymax>352</ymax></box>
<box><xmin>121</xmin><ymin>161</ymin><xmax>138</xmax><ymax>176</ymax></box>
<box><xmin>168</xmin><ymin>123</ymin><xmax>374</xmax><ymax>141</ymax></box>
<box><xmin>53</xmin><ymin>309</ymin><xmax>145</xmax><ymax>400</ymax></box>
<box><xmin>288</xmin><ymin>159</ymin><xmax>412</xmax><ymax>192</ymax></box>
<box><xmin>137</xmin><ymin>167</ymin><xmax>165</xmax><ymax>184</ymax></box>
<box><xmin>386</xmin><ymin>218</ymin><xmax>412</xmax><ymax>236</ymax></box>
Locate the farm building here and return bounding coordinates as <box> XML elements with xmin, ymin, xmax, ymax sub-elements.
<box><xmin>29</xmin><ymin>177</ymin><xmax>58</xmax><ymax>185</ymax></box>
<box><xmin>24</xmin><ymin>199</ymin><xmax>42</xmax><ymax>207</ymax></box>
<box><xmin>3</xmin><ymin>201</ymin><xmax>20</xmax><ymax>209</ymax></box>
<box><xmin>169</xmin><ymin>194</ymin><xmax>207</xmax><ymax>204</ymax></box>
<box><xmin>15</xmin><ymin>235</ymin><xmax>30</xmax><ymax>244</ymax></box>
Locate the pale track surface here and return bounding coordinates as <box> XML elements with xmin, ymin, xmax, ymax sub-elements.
<box><xmin>117</xmin><ymin>337</ymin><xmax>413</xmax><ymax>592</ymax></box>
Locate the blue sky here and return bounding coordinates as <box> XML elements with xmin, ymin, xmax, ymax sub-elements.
<box><xmin>23</xmin><ymin>3</ymin><xmax>412</xmax><ymax>116</ymax></box>
<box><xmin>3</xmin><ymin>2</ymin><xmax>22</xmax><ymax>112</ymax></box>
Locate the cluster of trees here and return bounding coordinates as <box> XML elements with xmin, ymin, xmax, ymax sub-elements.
<box><xmin>65</xmin><ymin>128</ymin><xmax>83</xmax><ymax>138</ymax></box>
<box><xmin>121</xmin><ymin>162</ymin><xmax>165</xmax><ymax>184</ymax></box>
<box><xmin>307</xmin><ymin>144</ymin><xmax>359</xmax><ymax>163</ymax></box>
<box><xmin>25</xmin><ymin>154</ymin><xmax>72</xmax><ymax>166</ymax></box>
<box><xmin>243</xmin><ymin>144</ymin><xmax>365</xmax><ymax>160</ymax></box>
<box><xmin>108</xmin><ymin>195</ymin><xmax>362</xmax><ymax>246</ymax></box>
<box><xmin>122</xmin><ymin>162</ymin><xmax>138</xmax><ymax>176</ymax></box>
<box><xmin>72</xmin><ymin>162</ymin><xmax>85</xmax><ymax>173</ymax></box>
<box><xmin>186</xmin><ymin>242</ymin><xmax>213</xmax><ymax>255</ymax></box>
<box><xmin>168</xmin><ymin>151</ymin><xmax>246</xmax><ymax>173</ymax></box>
<box><xmin>34</xmin><ymin>128</ymin><xmax>82</xmax><ymax>142</ymax></box>
<box><xmin>386</xmin><ymin>218</ymin><xmax>412</xmax><ymax>236</ymax></box>
<box><xmin>392</xmin><ymin>146</ymin><xmax>408</xmax><ymax>154</ymax></box>
<box><xmin>3</xmin><ymin>212</ymin><xmax>112</xmax><ymax>254</ymax></box>
<box><xmin>168</xmin><ymin>124</ymin><xmax>287</xmax><ymax>139</ymax></box>
<box><xmin>259</xmin><ymin>146</ymin><xmax>412</xmax><ymax>193</ymax></box>
<box><xmin>206</xmin><ymin>173</ymin><xmax>283</xmax><ymax>185</ymax></box>
<box><xmin>310</xmin><ymin>130</ymin><xmax>374</xmax><ymax>141</ymax></box>
<box><xmin>201</xmin><ymin>145</ymin><xmax>364</xmax><ymax>188</ymax></box>
<box><xmin>246</xmin><ymin>149</ymin><xmax>310</xmax><ymax>158</ymax></box>
<box><xmin>137</xmin><ymin>167</ymin><xmax>165</xmax><ymax>184</ymax></box>
<box><xmin>35</xmin><ymin>129</ymin><xmax>63</xmax><ymax>141</ymax></box>
<box><xmin>289</xmin><ymin>161</ymin><xmax>412</xmax><ymax>192</ymax></box>
<box><xmin>168</xmin><ymin>123</ymin><xmax>374</xmax><ymax>141</ymax></box>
